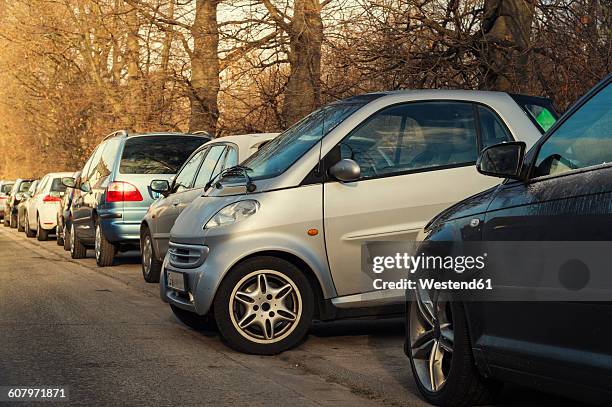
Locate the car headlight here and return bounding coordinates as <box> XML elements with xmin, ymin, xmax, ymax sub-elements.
<box><xmin>204</xmin><ymin>200</ymin><xmax>259</xmax><ymax>229</ymax></box>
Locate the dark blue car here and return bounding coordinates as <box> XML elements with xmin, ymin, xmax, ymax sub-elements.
<box><xmin>406</xmin><ymin>74</ymin><xmax>612</xmax><ymax>405</ymax></box>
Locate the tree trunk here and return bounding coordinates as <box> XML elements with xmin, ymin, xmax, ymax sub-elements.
<box><xmin>126</xmin><ymin>2</ymin><xmax>141</xmax><ymax>130</ymax></box>
<box><xmin>188</xmin><ymin>0</ymin><xmax>220</xmax><ymax>135</ymax></box>
<box><xmin>282</xmin><ymin>0</ymin><xmax>324</xmax><ymax>128</ymax></box>
<box><xmin>481</xmin><ymin>0</ymin><xmax>535</xmax><ymax>91</ymax></box>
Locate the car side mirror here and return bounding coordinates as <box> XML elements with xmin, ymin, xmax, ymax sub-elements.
<box><xmin>329</xmin><ymin>158</ymin><xmax>361</xmax><ymax>182</ymax></box>
<box><xmin>150</xmin><ymin>179</ymin><xmax>170</xmax><ymax>195</ymax></box>
<box><xmin>61</xmin><ymin>177</ymin><xmax>76</xmax><ymax>188</ymax></box>
<box><xmin>477</xmin><ymin>141</ymin><xmax>526</xmax><ymax>180</ymax></box>
<box><xmin>80</xmin><ymin>182</ymin><xmax>90</xmax><ymax>193</ymax></box>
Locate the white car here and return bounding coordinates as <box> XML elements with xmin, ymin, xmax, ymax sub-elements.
<box><xmin>24</xmin><ymin>172</ymin><xmax>73</xmax><ymax>241</ymax></box>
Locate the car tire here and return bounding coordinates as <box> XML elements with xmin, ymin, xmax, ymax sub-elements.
<box><xmin>70</xmin><ymin>223</ymin><xmax>87</xmax><ymax>259</ymax></box>
<box><xmin>170</xmin><ymin>304</ymin><xmax>217</xmax><ymax>331</ymax></box>
<box><xmin>36</xmin><ymin>216</ymin><xmax>49</xmax><ymax>241</ymax></box>
<box><xmin>10</xmin><ymin>213</ymin><xmax>17</xmax><ymax>229</ymax></box>
<box><xmin>95</xmin><ymin>222</ymin><xmax>116</xmax><ymax>267</ymax></box>
<box><xmin>213</xmin><ymin>256</ymin><xmax>314</xmax><ymax>355</ymax></box>
<box><xmin>24</xmin><ymin>213</ymin><xmax>36</xmax><ymax>238</ymax></box>
<box><xmin>56</xmin><ymin>218</ymin><xmax>64</xmax><ymax>246</ymax></box>
<box><xmin>17</xmin><ymin>212</ymin><xmax>24</xmax><ymax>232</ymax></box>
<box><xmin>63</xmin><ymin>223</ymin><xmax>71</xmax><ymax>251</ymax></box>
<box><xmin>141</xmin><ymin>228</ymin><xmax>162</xmax><ymax>283</ymax></box>
<box><xmin>407</xmin><ymin>294</ymin><xmax>500</xmax><ymax>407</ymax></box>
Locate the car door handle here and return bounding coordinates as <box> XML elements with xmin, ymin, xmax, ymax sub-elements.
<box><xmin>172</xmin><ymin>199</ymin><xmax>180</xmax><ymax>206</ymax></box>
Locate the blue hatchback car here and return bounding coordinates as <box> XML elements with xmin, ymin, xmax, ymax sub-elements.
<box><xmin>64</xmin><ymin>131</ymin><xmax>210</xmax><ymax>267</ymax></box>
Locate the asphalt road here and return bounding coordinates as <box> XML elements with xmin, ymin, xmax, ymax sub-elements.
<box><xmin>0</xmin><ymin>226</ymin><xmax>590</xmax><ymax>406</ymax></box>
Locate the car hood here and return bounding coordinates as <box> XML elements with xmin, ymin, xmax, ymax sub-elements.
<box><xmin>427</xmin><ymin>184</ymin><xmax>500</xmax><ymax>230</ymax></box>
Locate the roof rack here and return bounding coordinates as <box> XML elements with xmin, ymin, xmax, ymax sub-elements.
<box><xmin>103</xmin><ymin>129</ymin><xmax>129</xmax><ymax>141</ymax></box>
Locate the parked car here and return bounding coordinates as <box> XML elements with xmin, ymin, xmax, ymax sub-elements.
<box><xmin>16</xmin><ymin>180</ymin><xmax>39</xmax><ymax>233</ymax></box>
<box><xmin>62</xmin><ymin>131</ymin><xmax>211</xmax><ymax>266</ymax></box>
<box><xmin>4</xmin><ymin>179</ymin><xmax>34</xmax><ymax>228</ymax></box>
<box><xmin>159</xmin><ymin>90</ymin><xmax>558</xmax><ymax>354</ymax></box>
<box><xmin>0</xmin><ymin>180</ymin><xmax>14</xmax><ymax>220</ymax></box>
<box><xmin>405</xmin><ymin>75</ymin><xmax>612</xmax><ymax>405</ymax></box>
<box><xmin>140</xmin><ymin>133</ymin><xmax>278</xmax><ymax>283</ymax></box>
<box><xmin>56</xmin><ymin>171</ymin><xmax>81</xmax><ymax>248</ymax></box>
<box><xmin>22</xmin><ymin>172</ymin><xmax>72</xmax><ymax>241</ymax></box>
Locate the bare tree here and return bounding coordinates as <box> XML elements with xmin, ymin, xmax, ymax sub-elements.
<box><xmin>481</xmin><ymin>0</ymin><xmax>536</xmax><ymax>90</ymax></box>
<box><xmin>261</xmin><ymin>0</ymin><xmax>325</xmax><ymax>127</ymax></box>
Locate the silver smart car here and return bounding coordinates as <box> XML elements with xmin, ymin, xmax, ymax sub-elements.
<box><xmin>160</xmin><ymin>90</ymin><xmax>557</xmax><ymax>354</ymax></box>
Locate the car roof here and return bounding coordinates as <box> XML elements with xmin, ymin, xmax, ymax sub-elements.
<box><xmin>42</xmin><ymin>172</ymin><xmax>74</xmax><ymax>178</ymax></box>
<box><xmin>104</xmin><ymin>130</ymin><xmax>211</xmax><ymax>141</ymax></box>
<box><xmin>201</xmin><ymin>133</ymin><xmax>280</xmax><ymax>162</ymax></box>
<box><xmin>333</xmin><ymin>89</ymin><xmax>539</xmax><ymax>106</ymax></box>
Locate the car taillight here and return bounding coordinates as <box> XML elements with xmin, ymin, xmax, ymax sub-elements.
<box><xmin>106</xmin><ymin>181</ymin><xmax>143</xmax><ymax>202</ymax></box>
<box><xmin>43</xmin><ymin>195</ymin><xmax>61</xmax><ymax>202</ymax></box>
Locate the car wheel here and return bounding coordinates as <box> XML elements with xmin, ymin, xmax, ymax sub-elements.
<box><xmin>213</xmin><ymin>256</ymin><xmax>314</xmax><ymax>355</ymax></box>
<box><xmin>141</xmin><ymin>228</ymin><xmax>162</xmax><ymax>283</ymax></box>
<box><xmin>63</xmin><ymin>223</ymin><xmax>71</xmax><ymax>251</ymax></box>
<box><xmin>408</xmin><ymin>290</ymin><xmax>500</xmax><ymax>407</ymax></box>
<box><xmin>36</xmin><ymin>216</ymin><xmax>49</xmax><ymax>241</ymax></box>
<box><xmin>56</xmin><ymin>218</ymin><xmax>64</xmax><ymax>246</ymax></box>
<box><xmin>17</xmin><ymin>212</ymin><xmax>24</xmax><ymax>232</ymax></box>
<box><xmin>170</xmin><ymin>304</ymin><xmax>217</xmax><ymax>331</ymax></box>
<box><xmin>24</xmin><ymin>213</ymin><xmax>36</xmax><ymax>238</ymax></box>
<box><xmin>95</xmin><ymin>222</ymin><xmax>116</xmax><ymax>267</ymax></box>
<box><xmin>70</xmin><ymin>223</ymin><xmax>87</xmax><ymax>259</ymax></box>
<box><xmin>10</xmin><ymin>213</ymin><xmax>17</xmax><ymax>229</ymax></box>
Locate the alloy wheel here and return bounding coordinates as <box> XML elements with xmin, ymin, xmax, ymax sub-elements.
<box><xmin>94</xmin><ymin>225</ymin><xmax>101</xmax><ymax>262</ymax></box>
<box><xmin>409</xmin><ymin>289</ymin><xmax>454</xmax><ymax>392</ymax></box>
<box><xmin>229</xmin><ymin>270</ymin><xmax>302</xmax><ymax>344</ymax></box>
<box><xmin>142</xmin><ymin>235</ymin><xmax>152</xmax><ymax>275</ymax></box>
<box><xmin>70</xmin><ymin>224</ymin><xmax>76</xmax><ymax>255</ymax></box>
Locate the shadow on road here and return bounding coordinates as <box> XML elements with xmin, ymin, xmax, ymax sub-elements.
<box><xmin>309</xmin><ymin>317</ymin><xmax>404</xmax><ymax>337</ymax></box>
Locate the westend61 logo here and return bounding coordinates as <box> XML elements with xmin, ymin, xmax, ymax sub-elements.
<box><xmin>371</xmin><ymin>252</ymin><xmax>487</xmax><ymax>274</ymax></box>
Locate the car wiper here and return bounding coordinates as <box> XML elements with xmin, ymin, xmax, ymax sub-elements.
<box><xmin>204</xmin><ymin>165</ymin><xmax>256</xmax><ymax>193</ymax></box>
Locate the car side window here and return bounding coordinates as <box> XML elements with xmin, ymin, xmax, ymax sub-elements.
<box><xmin>81</xmin><ymin>143</ymin><xmax>105</xmax><ymax>187</ymax></box>
<box><xmin>174</xmin><ymin>149</ymin><xmax>207</xmax><ymax>193</ymax></box>
<box><xmin>339</xmin><ymin>101</ymin><xmax>478</xmax><ymax>179</ymax></box>
<box><xmin>79</xmin><ymin>148</ymin><xmax>97</xmax><ymax>188</ymax></box>
<box><xmin>28</xmin><ymin>182</ymin><xmax>37</xmax><ymax>195</ymax></box>
<box><xmin>477</xmin><ymin>105</ymin><xmax>513</xmax><ymax>149</ymax></box>
<box><xmin>193</xmin><ymin>145</ymin><xmax>227</xmax><ymax>188</ymax></box>
<box><xmin>223</xmin><ymin>146</ymin><xmax>238</xmax><ymax>170</ymax></box>
<box><xmin>533</xmin><ymin>83</ymin><xmax>612</xmax><ymax>178</ymax></box>
<box><xmin>87</xmin><ymin>141</ymin><xmax>109</xmax><ymax>189</ymax></box>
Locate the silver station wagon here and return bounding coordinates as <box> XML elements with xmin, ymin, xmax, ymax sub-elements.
<box><xmin>140</xmin><ymin>133</ymin><xmax>278</xmax><ymax>283</ymax></box>
<box><xmin>160</xmin><ymin>90</ymin><xmax>557</xmax><ymax>354</ymax></box>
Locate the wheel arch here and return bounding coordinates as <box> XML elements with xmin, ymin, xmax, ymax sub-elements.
<box><xmin>226</xmin><ymin>250</ymin><xmax>327</xmax><ymax>320</ymax></box>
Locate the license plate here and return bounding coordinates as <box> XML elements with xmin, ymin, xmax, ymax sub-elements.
<box><xmin>167</xmin><ymin>271</ymin><xmax>186</xmax><ymax>292</ymax></box>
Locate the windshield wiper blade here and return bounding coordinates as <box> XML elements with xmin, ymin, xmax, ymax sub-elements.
<box><xmin>204</xmin><ymin>165</ymin><xmax>256</xmax><ymax>193</ymax></box>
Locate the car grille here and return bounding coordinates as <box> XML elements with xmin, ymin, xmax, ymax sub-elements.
<box><xmin>167</xmin><ymin>242</ymin><xmax>208</xmax><ymax>268</ymax></box>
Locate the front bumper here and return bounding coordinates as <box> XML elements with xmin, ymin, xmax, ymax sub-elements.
<box><xmin>160</xmin><ymin>244</ymin><xmax>217</xmax><ymax>316</ymax></box>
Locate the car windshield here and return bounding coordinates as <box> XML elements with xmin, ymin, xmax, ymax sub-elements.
<box><xmin>239</xmin><ymin>101</ymin><xmax>369</xmax><ymax>181</ymax></box>
<box><xmin>18</xmin><ymin>182</ymin><xmax>32</xmax><ymax>193</ymax></box>
<box><xmin>51</xmin><ymin>178</ymin><xmax>67</xmax><ymax>193</ymax></box>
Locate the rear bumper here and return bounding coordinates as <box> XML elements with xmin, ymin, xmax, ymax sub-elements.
<box><xmin>98</xmin><ymin>206</ymin><xmax>147</xmax><ymax>243</ymax></box>
<box><xmin>38</xmin><ymin>203</ymin><xmax>60</xmax><ymax>230</ymax></box>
